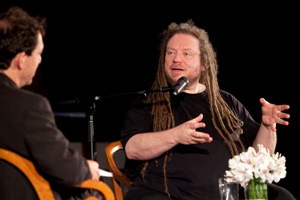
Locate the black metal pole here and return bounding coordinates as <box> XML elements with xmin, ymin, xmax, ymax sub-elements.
<box><xmin>87</xmin><ymin>102</ymin><xmax>96</xmax><ymax>160</ymax></box>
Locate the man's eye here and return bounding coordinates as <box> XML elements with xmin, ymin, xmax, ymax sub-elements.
<box><xmin>183</xmin><ymin>52</ymin><xmax>190</xmax><ymax>56</ymax></box>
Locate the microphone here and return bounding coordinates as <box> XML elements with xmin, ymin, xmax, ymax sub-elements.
<box><xmin>173</xmin><ymin>76</ymin><xmax>189</xmax><ymax>95</ymax></box>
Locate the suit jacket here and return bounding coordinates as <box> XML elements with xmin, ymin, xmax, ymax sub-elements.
<box><xmin>0</xmin><ymin>73</ymin><xmax>91</xmax><ymax>200</ymax></box>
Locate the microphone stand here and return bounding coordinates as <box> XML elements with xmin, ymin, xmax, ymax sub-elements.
<box><xmin>87</xmin><ymin>101</ymin><xmax>96</xmax><ymax>160</ymax></box>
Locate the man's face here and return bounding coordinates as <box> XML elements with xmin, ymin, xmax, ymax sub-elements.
<box><xmin>164</xmin><ymin>33</ymin><xmax>204</xmax><ymax>87</ymax></box>
<box><xmin>21</xmin><ymin>32</ymin><xmax>44</xmax><ymax>86</ymax></box>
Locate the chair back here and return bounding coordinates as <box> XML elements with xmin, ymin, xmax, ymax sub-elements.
<box><xmin>0</xmin><ymin>148</ymin><xmax>115</xmax><ymax>200</ymax></box>
<box><xmin>105</xmin><ymin>141</ymin><xmax>132</xmax><ymax>200</ymax></box>
<box><xmin>0</xmin><ymin>148</ymin><xmax>55</xmax><ymax>199</ymax></box>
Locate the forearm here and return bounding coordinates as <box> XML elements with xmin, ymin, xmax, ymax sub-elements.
<box><xmin>125</xmin><ymin>128</ymin><xmax>177</xmax><ymax>160</ymax></box>
<box><xmin>253</xmin><ymin>124</ymin><xmax>277</xmax><ymax>153</ymax></box>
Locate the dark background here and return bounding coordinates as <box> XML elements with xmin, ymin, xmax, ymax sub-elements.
<box><xmin>1</xmin><ymin>1</ymin><xmax>299</xmax><ymax>198</ymax></box>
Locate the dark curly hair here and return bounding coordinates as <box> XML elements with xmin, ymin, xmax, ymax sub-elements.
<box><xmin>0</xmin><ymin>6</ymin><xmax>46</xmax><ymax>69</ymax></box>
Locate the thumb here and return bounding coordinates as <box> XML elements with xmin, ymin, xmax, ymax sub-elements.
<box><xmin>192</xmin><ymin>113</ymin><xmax>203</xmax><ymax>122</ymax></box>
<box><xmin>260</xmin><ymin>97</ymin><xmax>269</xmax><ymax>105</ymax></box>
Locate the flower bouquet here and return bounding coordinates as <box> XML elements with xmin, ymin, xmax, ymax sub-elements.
<box><xmin>224</xmin><ymin>144</ymin><xmax>287</xmax><ymax>200</ymax></box>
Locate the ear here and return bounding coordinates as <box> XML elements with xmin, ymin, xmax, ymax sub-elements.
<box><xmin>200</xmin><ymin>64</ymin><xmax>206</xmax><ymax>72</ymax></box>
<box><xmin>14</xmin><ymin>52</ymin><xmax>27</xmax><ymax>70</ymax></box>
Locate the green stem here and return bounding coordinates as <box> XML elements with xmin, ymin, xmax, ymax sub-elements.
<box><xmin>247</xmin><ymin>178</ymin><xmax>268</xmax><ymax>200</ymax></box>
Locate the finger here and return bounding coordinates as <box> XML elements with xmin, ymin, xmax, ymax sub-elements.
<box><xmin>192</xmin><ymin>135</ymin><xmax>213</xmax><ymax>143</ymax></box>
<box><xmin>196</xmin><ymin>113</ymin><xmax>203</xmax><ymax>121</ymax></box>
<box><xmin>190</xmin><ymin>113</ymin><xmax>203</xmax><ymax>123</ymax></box>
<box><xmin>278</xmin><ymin>104</ymin><xmax>290</xmax><ymax>111</ymax></box>
<box><xmin>193</xmin><ymin>122</ymin><xmax>206</xmax><ymax>129</ymax></box>
<box><xmin>278</xmin><ymin>112</ymin><xmax>290</xmax><ymax>119</ymax></box>
<box><xmin>260</xmin><ymin>98</ymin><xmax>269</xmax><ymax>105</ymax></box>
<box><xmin>278</xmin><ymin>118</ymin><xmax>289</xmax><ymax>126</ymax></box>
<box><xmin>271</xmin><ymin>123</ymin><xmax>277</xmax><ymax>132</ymax></box>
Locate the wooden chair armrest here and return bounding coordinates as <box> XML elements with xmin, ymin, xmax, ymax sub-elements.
<box><xmin>75</xmin><ymin>179</ymin><xmax>115</xmax><ymax>200</ymax></box>
<box><xmin>105</xmin><ymin>141</ymin><xmax>131</xmax><ymax>187</ymax></box>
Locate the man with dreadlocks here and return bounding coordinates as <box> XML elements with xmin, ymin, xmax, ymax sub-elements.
<box><xmin>120</xmin><ymin>20</ymin><xmax>295</xmax><ymax>200</ymax></box>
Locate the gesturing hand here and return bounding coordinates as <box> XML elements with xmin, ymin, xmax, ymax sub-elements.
<box><xmin>260</xmin><ymin>98</ymin><xmax>290</xmax><ymax>132</ymax></box>
<box><xmin>176</xmin><ymin>113</ymin><xmax>213</xmax><ymax>144</ymax></box>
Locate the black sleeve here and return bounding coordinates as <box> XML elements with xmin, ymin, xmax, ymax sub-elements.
<box><xmin>221</xmin><ymin>90</ymin><xmax>259</xmax><ymax>148</ymax></box>
<box><xmin>23</xmin><ymin>95</ymin><xmax>91</xmax><ymax>186</ymax></box>
<box><xmin>120</xmin><ymin>96</ymin><xmax>153</xmax><ymax>148</ymax></box>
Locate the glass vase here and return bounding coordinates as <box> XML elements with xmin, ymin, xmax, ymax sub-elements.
<box><xmin>244</xmin><ymin>178</ymin><xmax>268</xmax><ymax>200</ymax></box>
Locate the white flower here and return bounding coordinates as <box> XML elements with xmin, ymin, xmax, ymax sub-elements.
<box><xmin>224</xmin><ymin>144</ymin><xmax>286</xmax><ymax>188</ymax></box>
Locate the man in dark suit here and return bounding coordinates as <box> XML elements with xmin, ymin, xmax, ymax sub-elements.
<box><xmin>0</xmin><ymin>6</ymin><xmax>102</xmax><ymax>200</ymax></box>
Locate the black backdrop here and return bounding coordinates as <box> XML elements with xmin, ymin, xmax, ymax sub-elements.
<box><xmin>1</xmin><ymin>1</ymin><xmax>299</xmax><ymax>198</ymax></box>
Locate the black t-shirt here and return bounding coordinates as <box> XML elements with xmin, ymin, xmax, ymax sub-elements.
<box><xmin>120</xmin><ymin>90</ymin><xmax>259</xmax><ymax>200</ymax></box>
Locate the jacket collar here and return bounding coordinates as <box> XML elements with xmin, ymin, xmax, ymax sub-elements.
<box><xmin>0</xmin><ymin>73</ymin><xmax>17</xmax><ymax>88</ymax></box>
